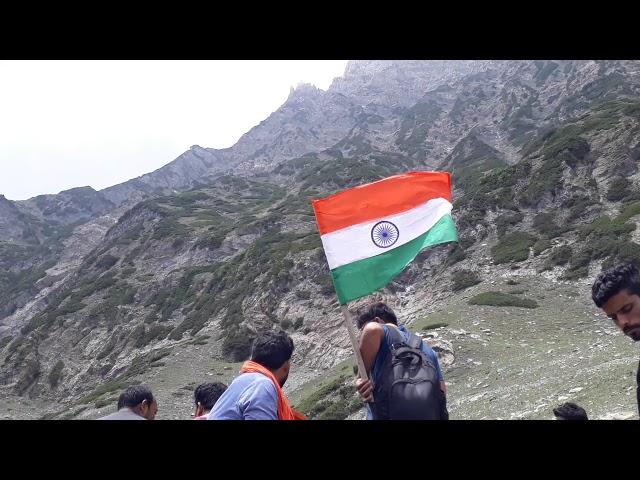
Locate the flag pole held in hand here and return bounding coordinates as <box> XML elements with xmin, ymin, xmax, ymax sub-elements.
<box><xmin>341</xmin><ymin>305</ymin><xmax>368</xmax><ymax>380</ymax></box>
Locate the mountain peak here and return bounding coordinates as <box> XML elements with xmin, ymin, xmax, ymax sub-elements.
<box><xmin>287</xmin><ymin>82</ymin><xmax>322</xmax><ymax>100</ymax></box>
<box><xmin>330</xmin><ymin>60</ymin><xmax>497</xmax><ymax>108</ymax></box>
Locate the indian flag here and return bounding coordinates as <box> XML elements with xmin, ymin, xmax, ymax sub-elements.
<box><xmin>312</xmin><ymin>171</ymin><xmax>458</xmax><ymax>305</ymax></box>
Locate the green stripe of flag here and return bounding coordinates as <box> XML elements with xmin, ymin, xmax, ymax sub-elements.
<box><xmin>330</xmin><ymin>214</ymin><xmax>458</xmax><ymax>305</ymax></box>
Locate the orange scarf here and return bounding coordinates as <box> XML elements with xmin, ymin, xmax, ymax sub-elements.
<box><xmin>240</xmin><ymin>361</ymin><xmax>307</xmax><ymax>420</ymax></box>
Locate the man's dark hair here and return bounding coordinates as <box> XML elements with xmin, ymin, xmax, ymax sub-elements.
<box><xmin>592</xmin><ymin>263</ymin><xmax>640</xmax><ymax>308</ymax></box>
<box><xmin>357</xmin><ymin>301</ymin><xmax>398</xmax><ymax>329</ymax></box>
<box><xmin>250</xmin><ymin>330</ymin><xmax>294</xmax><ymax>370</ymax></box>
<box><xmin>553</xmin><ymin>402</ymin><xmax>588</xmax><ymax>420</ymax></box>
<box><xmin>117</xmin><ymin>385</ymin><xmax>154</xmax><ymax>410</ymax></box>
<box><xmin>194</xmin><ymin>382</ymin><xmax>227</xmax><ymax>410</ymax></box>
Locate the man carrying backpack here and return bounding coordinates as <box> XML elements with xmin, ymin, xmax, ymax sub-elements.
<box><xmin>354</xmin><ymin>302</ymin><xmax>448</xmax><ymax>420</ymax></box>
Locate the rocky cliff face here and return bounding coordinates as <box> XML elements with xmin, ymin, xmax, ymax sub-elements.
<box><xmin>2</xmin><ymin>60</ymin><xmax>640</xmax><ymax>420</ymax></box>
<box><xmin>18</xmin><ymin>186</ymin><xmax>115</xmax><ymax>226</ymax></box>
<box><xmin>0</xmin><ymin>195</ymin><xmax>33</xmax><ymax>244</ymax></box>
<box><xmin>100</xmin><ymin>146</ymin><xmax>231</xmax><ymax>207</ymax></box>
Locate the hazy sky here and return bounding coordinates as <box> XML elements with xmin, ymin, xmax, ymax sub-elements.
<box><xmin>0</xmin><ymin>60</ymin><xmax>349</xmax><ymax>201</ymax></box>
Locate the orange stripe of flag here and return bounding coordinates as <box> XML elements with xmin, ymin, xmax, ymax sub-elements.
<box><xmin>312</xmin><ymin>171</ymin><xmax>453</xmax><ymax>236</ymax></box>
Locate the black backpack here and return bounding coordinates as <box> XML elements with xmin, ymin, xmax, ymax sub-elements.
<box><xmin>370</xmin><ymin>327</ymin><xmax>448</xmax><ymax>420</ymax></box>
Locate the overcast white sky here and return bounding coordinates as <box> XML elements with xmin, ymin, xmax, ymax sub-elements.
<box><xmin>0</xmin><ymin>60</ymin><xmax>349</xmax><ymax>201</ymax></box>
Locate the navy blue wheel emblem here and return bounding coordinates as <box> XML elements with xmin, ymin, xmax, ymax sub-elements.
<box><xmin>371</xmin><ymin>221</ymin><xmax>399</xmax><ymax>248</ymax></box>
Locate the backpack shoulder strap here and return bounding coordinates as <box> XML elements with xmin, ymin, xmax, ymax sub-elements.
<box><xmin>386</xmin><ymin>325</ymin><xmax>405</xmax><ymax>347</ymax></box>
<box><xmin>406</xmin><ymin>332</ymin><xmax>423</xmax><ymax>350</ymax></box>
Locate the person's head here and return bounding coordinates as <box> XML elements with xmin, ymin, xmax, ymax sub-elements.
<box><xmin>357</xmin><ymin>301</ymin><xmax>398</xmax><ymax>330</ymax></box>
<box><xmin>117</xmin><ymin>385</ymin><xmax>158</xmax><ymax>420</ymax></box>
<box><xmin>553</xmin><ymin>402</ymin><xmax>588</xmax><ymax>420</ymax></box>
<box><xmin>592</xmin><ymin>263</ymin><xmax>640</xmax><ymax>341</ymax></box>
<box><xmin>250</xmin><ymin>330</ymin><xmax>294</xmax><ymax>388</ymax></box>
<box><xmin>193</xmin><ymin>382</ymin><xmax>227</xmax><ymax>418</ymax></box>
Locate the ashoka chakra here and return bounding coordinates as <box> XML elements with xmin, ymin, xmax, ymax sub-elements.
<box><xmin>371</xmin><ymin>221</ymin><xmax>399</xmax><ymax>248</ymax></box>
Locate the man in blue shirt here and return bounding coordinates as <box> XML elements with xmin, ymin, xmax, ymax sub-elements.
<box><xmin>354</xmin><ymin>302</ymin><xmax>447</xmax><ymax>419</ymax></box>
<box><xmin>208</xmin><ymin>330</ymin><xmax>295</xmax><ymax>420</ymax></box>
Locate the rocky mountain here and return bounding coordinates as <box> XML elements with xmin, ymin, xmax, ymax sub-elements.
<box><xmin>0</xmin><ymin>194</ymin><xmax>34</xmax><ymax>244</ymax></box>
<box><xmin>2</xmin><ymin>60</ymin><xmax>640</xmax><ymax>420</ymax></box>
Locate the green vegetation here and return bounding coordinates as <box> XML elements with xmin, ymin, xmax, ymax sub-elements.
<box><xmin>80</xmin><ymin>348</ymin><xmax>171</xmax><ymax>405</ymax></box>
<box><xmin>280</xmin><ymin>318</ymin><xmax>292</xmax><ymax>330</ymax></box>
<box><xmin>561</xmin><ymin>263</ymin><xmax>590</xmax><ymax>281</ymax></box>
<box><xmin>192</xmin><ymin>233</ymin><xmax>226</xmax><ymax>250</ymax></box>
<box><xmin>116</xmin><ymin>224</ymin><xmax>144</xmax><ymax>246</ymax></box>
<box><xmin>562</xmin><ymin>209</ymin><xmax>640</xmax><ymax>279</ymax></box>
<box><xmin>220</xmin><ymin>325</ymin><xmax>255</xmax><ymax>361</ymax></box>
<box><xmin>133</xmin><ymin>324</ymin><xmax>173</xmax><ymax>348</ymax></box>
<box><xmin>533</xmin><ymin>238</ymin><xmax>552</xmax><ymax>256</ymax></box>
<box><xmin>495</xmin><ymin>212</ymin><xmax>524</xmax><ymax>237</ymax></box>
<box><xmin>295</xmin><ymin>289</ymin><xmax>311</xmax><ymax>300</ymax></box>
<box><xmin>273</xmin><ymin>156</ymin><xmax>322</xmax><ymax>177</ymax></box>
<box><xmin>548</xmin><ymin>245</ymin><xmax>572</xmax><ymax>265</ymax></box>
<box><xmin>447</xmin><ymin>136</ymin><xmax>506</xmax><ymax>189</ymax></box>
<box><xmin>94</xmin><ymin>398</ymin><xmax>114</xmax><ymax>409</ymax></box>
<box><xmin>446</xmin><ymin>244</ymin><xmax>467</xmax><ymax>266</ymax></box>
<box><xmin>532</xmin><ymin>213</ymin><xmax>566</xmax><ymax>238</ymax></box>
<box><xmin>24</xmin><ymin>272</ymin><xmax>117</xmax><ymax>331</ymax></box>
<box><xmin>48</xmin><ymin>360</ymin><xmax>65</xmax><ymax>388</ymax></box>
<box><xmin>164</xmin><ymin>191</ymin><xmax>210</xmax><ymax>207</ymax></box>
<box><xmin>421</xmin><ymin>322</ymin><xmax>449</xmax><ymax>330</ymax></box>
<box><xmin>315</xmin><ymin>273</ymin><xmax>335</xmax><ymax>297</ymax></box>
<box><xmin>468</xmin><ymin>291</ymin><xmax>538</xmax><ymax>308</ymax></box>
<box><xmin>618</xmin><ymin>200</ymin><xmax>640</xmax><ymax>223</ymax></box>
<box><xmin>15</xmin><ymin>358</ymin><xmax>40</xmax><ymax>395</ymax></box>
<box><xmin>564</xmin><ymin>195</ymin><xmax>598</xmax><ymax>223</ymax></box>
<box><xmin>57</xmin><ymin>297</ymin><xmax>87</xmax><ymax>315</ymax></box>
<box><xmin>542</xmin><ymin>245</ymin><xmax>573</xmax><ymax>271</ymax></box>
<box><xmin>607</xmin><ymin>177</ymin><xmax>632</xmax><ymax>202</ymax></box>
<box><xmin>147</xmin><ymin>264</ymin><xmax>219</xmax><ymax>322</ymax></box>
<box><xmin>189</xmin><ymin>334</ymin><xmax>210</xmax><ymax>346</ymax></box>
<box><xmin>519</xmin><ymin>126</ymin><xmax>591</xmax><ymax>207</ymax></box>
<box><xmin>120</xmin><ymin>266</ymin><xmax>136</xmax><ymax>277</ymax></box>
<box><xmin>298</xmin><ymin>154</ymin><xmax>416</xmax><ymax>193</ymax></box>
<box><xmin>0</xmin><ymin>259</ymin><xmax>55</xmax><ymax>314</ymax></box>
<box><xmin>455</xmin><ymin>161</ymin><xmax>531</xmax><ymax>230</ymax></box>
<box><xmin>95</xmin><ymin>254</ymin><xmax>119</xmax><ymax>271</ymax></box>
<box><xmin>491</xmin><ymin>232</ymin><xmax>537</xmax><ymax>264</ymax></box>
<box><xmin>152</xmin><ymin>217</ymin><xmax>189</xmax><ymax>240</ymax></box>
<box><xmin>88</xmin><ymin>282</ymin><xmax>136</xmax><ymax>328</ymax></box>
<box><xmin>59</xmin><ymin>406</ymin><xmax>89</xmax><ymax>420</ymax></box>
<box><xmin>293</xmin><ymin>374</ymin><xmax>362</xmax><ymax>420</ymax></box>
<box><xmin>80</xmin><ymin>378</ymin><xmax>140</xmax><ymax>405</ymax></box>
<box><xmin>396</xmin><ymin>101</ymin><xmax>442</xmax><ymax>156</ymax></box>
<box><xmin>451</xmin><ymin>270</ymin><xmax>481</xmax><ymax>292</ymax></box>
<box><xmin>518</xmin><ymin>156</ymin><xmax>564</xmax><ymax>207</ymax></box>
<box><xmin>505</xmin><ymin>101</ymin><xmax>536</xmax><ymax>143</ymax></box>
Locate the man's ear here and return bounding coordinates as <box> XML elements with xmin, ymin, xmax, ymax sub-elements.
<box><xmin>137</xmin><ymin>399</ymin><xmax>149</xmax><ymax>415</ymax></box>
<box><xmin>281</xmin><ymin>359</ymin><xmax>291</xmax><ymax>373</ymax></box>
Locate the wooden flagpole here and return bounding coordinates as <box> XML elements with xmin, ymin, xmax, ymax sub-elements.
<box><xmin>340</xmin><ymin>304</ymin><xmax>368</xmax><ymax>381</ymax></box>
